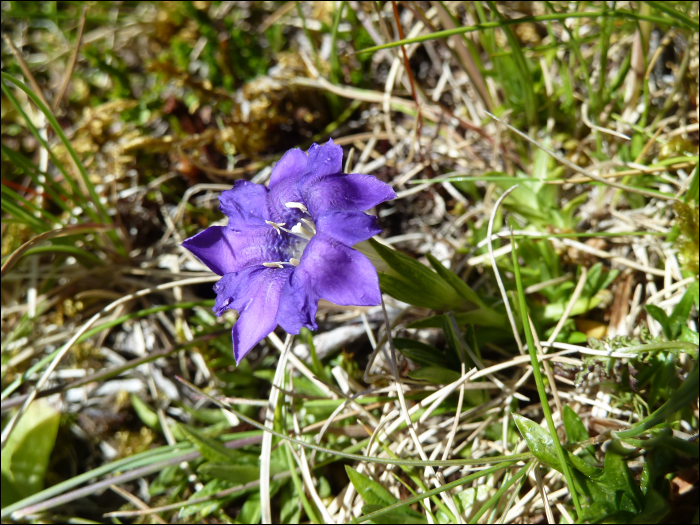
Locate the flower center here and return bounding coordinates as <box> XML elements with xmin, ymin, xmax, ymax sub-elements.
<box><xmin>262</xmin><ymin>203</ymin><xmax>316</xmax><ymax>268</ymax></box>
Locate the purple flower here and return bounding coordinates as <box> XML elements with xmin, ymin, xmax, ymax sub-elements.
<box><xmin>182</xmin><ymin>139</ymin><xmax>396</xmax><ymax>363</ymax></box>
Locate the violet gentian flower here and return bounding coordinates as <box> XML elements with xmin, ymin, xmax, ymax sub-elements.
<box><xmin>182</xmin><ymin>139</ymin><xmax>396</xmax><ymax>363</ymax></box>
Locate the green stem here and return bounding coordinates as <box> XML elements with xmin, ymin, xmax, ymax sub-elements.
<box><xmin>511</xmin><ymin>232</ymin><xmax>582</xmax><ymax>518</ymax></box>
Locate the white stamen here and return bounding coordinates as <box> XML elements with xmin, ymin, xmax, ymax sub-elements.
<box><xmin>290</xmin><ymin>258</ymin><xmax>300</xmax><ymax>267</ymax></box>
<box><xmin>265</xmin><ymin>220</ymin><xmax>285</xmax><ymax>235</ymax></box>
<box><xmin>263</xmin><ymin>262</ymin><xmax>285</xmax><ymax>268</ymax></box>
<box><xmin>278</xmin><ymin>226</ymin><xmax>308</xmax><ymax>241</ymax></box>
<box><xmin>301</xmin><ymin>218</ymin><xmax>316</xmax><ymax>234</ymax></box>
<box><xmin>285</xmin><ymin>201</ymin><xmax>308</xmax><ymax>213</ymax></box>
<box><xmin>290</xmin><ymin>223</ymin><xmax>313</xmax><ymax>241</ymax></box>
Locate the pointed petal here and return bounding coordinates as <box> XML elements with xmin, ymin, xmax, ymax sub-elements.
<box><xmin>277</xmin><ymin>279</ymin><xmax>319</xmax><ymax>334</ymax></box>
<box><xmin>268</xmin><ymin>149</ymin><xmax>308</xmax><ymax>224</ymax></box>
<box><xmin>227</xmin><ymin>266</ymin><xmax>292</xmax><ymax>363</ymax></box>
<box><xmin>301</xmin><ymin>173</ymin><xmax>396</xmax><ymax>216</ymax></box>
<box><xmin>182</xmin><ymin>226</ymin><xmax>238</xmax><ymax>276</ymax></box>
<box><xmin>269</xmin><ymin>148</ymin><xmax>308</xmax><ymax>188</ymax></box>
<box><xmin>307</xmin><ymin>139</ymin><xmax>343</xmax><ymax>178</ymax></box>
<box><xmin>212</xmin><ymin>273</ymin><xmax>237</xmax><ymax>315</ymax></box>
<box><xmin>183</xmin><ymin>225</ymin><xmax>284</xmax><ymax>275</ymax></box>
<box><xmin>219</xmin><ymin>180</ymin><xmax>270</xmax><ymax>230</ymax></box>
<box><xmin>315</xmin><ymin>210</ymin><xmax>382</xmax><ymax>246</ymax></box>
<box><xmin>291</xmin><ymin>236</ymin><xmax>381</xmax><ymax>308</ymax></box>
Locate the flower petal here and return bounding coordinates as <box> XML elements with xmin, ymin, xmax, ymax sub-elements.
<box><xmin>226</xmin><ymin>266</ymin><xmax>292</xmax><ymax>363</ymax></box>
<box><xmin>212</xmin><ymin>273</ymin><xmax>237</xmax><ymax>315</ymax></box>
<box><xmin>276</xmin><ymin>280</ymin><xmax>319</xmax><ymax>334</ymax></box>
<box><xmin>269</xmin><ymin>148</ymin><xmax>308</xmax><ymax>189</ymax></box>
<box><xmin>314</xmin><ymin>210</ymin><xmax>382</xmax><ymax>246</ymax></box>
<box><xmin>268</xmin><ymin>149</ymin><xmax>308</xmax><ymax>224</ymax></box>
<box><xmin>301</xmin><ymin>173</ymin><xmax>396</xmax><ymax>216</ymax></box>
<box><xmin>307</xmin><ymin>139</ymin><xmax>343</xmax><ymax>179</ymax></box>
<box><xmin>282</xmin><ymin>237</ymin><xmax>381</xmax><ymax>326</ymax></box>
<box><xmin>219</xmin><ymin>180</ymin><xmax>270</xmax><ymax>230</ymax></box>
<box><xmin>182</xmin><ymin>226</ymin><xmax>238</xmax><ymax>276</ymax></box>
<box><xmin>182</xmin><ymin>226</ymin><xmax>283</xmax><ymax>275</ymax></box>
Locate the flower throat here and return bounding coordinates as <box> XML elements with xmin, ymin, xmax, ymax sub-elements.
<box><xmin>262</xmin><ymin>202</ymin><xmax>316</xmax><ymax>268</ymax></box>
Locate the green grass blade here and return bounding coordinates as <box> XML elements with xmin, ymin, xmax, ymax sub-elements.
<box><xmin>356</xmin><ymin>463</ymin><xmax>516</xmax><ymax>524</ymax></box>
<box><xmin>6</xmin><ymin>245</ymin><xmax>103</xmax><ymax>267</ymax></box>
<box><xmin>485</xmin><ymin>1</ymin><xmax>537</xmax><ymax>127</ymax></box>
<box><xmin>1</xmin><ymin>144</ymin><xmax>77</xmax><ymax>215</ymax></box>
<box><xmin>355</xmin><ymin>10</ymin><xmax>676</xmax><ymax>55</ymax></box>
<box><xmin>644</xmin><ymin>1</ymin><xmax>699</xmax><ymax>29</ymax></box>
<box><xmin>468</xmin><ymin>461</ymin><xmax>533</xmax><ymax>523</ymax></box>
<box><xmin>0</xmin><ymin>73</ymin><xmax>107</xmax><ymax>221</ymax></box>
<box><xmin>510</xmin><ymin>231</ymin><xmax>582</xmax><ymax>518</ymax></box>
<box><xmin>0</xmin><ymin>184</ymin><xmax>60</xmax><ymax>226</ymax></box>
<box><xmin>0</xmin><ymin>79</ymin><xmax>95</xmax><ymax>216</ymax></box>
<box><xmin>613</xmin><ymin>363</ymin><xmax>699</xmax><ymax>439</ymax></box>
<box><xmin>0</xmin><ymin>195</ymin><xmax>51</xmax><ymax>233</ymax></box>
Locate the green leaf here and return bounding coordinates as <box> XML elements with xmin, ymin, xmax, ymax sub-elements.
<box><xmin>236</xmin><ymin>490</ymin><xmax>262</xmax><ymax>524</ymax></box>
<box><xmin>604</xmin><ymin>444</ymin><xmax>644</xmax><ymax>513</ymax></box>
<box><xmin>668</xmin><ymin>282</ymin><xmax>698</xmax><ymax>339</ymax></box>
<box><xmin>407</xmin><ymin>309</ymin><xmax>508</xmax><ymax>329</ymax></box>
<box><xmin>361</xmin><ymin>505</ymin><xmax>428</xmax><ymax>524</ymax></box>
<box><xmin>645</xmin><ymin>305</ymin><xmax>671</xmax><ymax>339</ymax></box>
<box><xmin>630</xmin><ymin>488</ymin><xmax>668</xmax><ymax>523</ymax></box>
<box><xmin>407</xmin><ymin>366</ymin><xmax>461</xmax><ymax>385</ymax></box>
<box><xmin>345</xmin><ymin>466</ymin><xmax>397</xmax><ymax>507</ymax></box>
<box><xmin>615</xmin><ymin>363</ymin><xmax>699</xmax><ymax>440</ymax></box>
<box><xmin>515</xmin><ymin>412</ymin><xmax>602</xmax><ymax>479</ymax></box>
<box><xmin>563</xmin><ymin>405</ymin><xmax>595</xmax><ymax>456</ymax></box>
<box><xmin>686</xmin><ymin>163</ymin><xmax>699</xmax><ymax>204</ymax></box>
<box><xmin>178</xmin><ymin>424</ymin><xmax>254</xmax><ymax>465</ymax></box>
<box><xmin>567</xmin><ymin>451</ymin><xmax>604</xmax><ymax>479</ymax></box>
<box><xmin>442</xmin><ymin>314</ymin><xmax>466</xmax><ymax>366</ymax></box>
<box><xmin>279</xmin><ymin>481</ymin><xmax>302</xmax><ymax>524</ymax></box>
<box><xmin>346</xmin><ymin>466</ymin><xmax>425</xmax><ymax>523</ymax></box>
<box><xmin>369</xmin><ymin>239</ymin><xmax>465</xmax><ymax>310</ymax></box>
<box><xmin>131</xmin><ymin>394</ymin><xmax>161</xmax><ymax>431</ymax></box>
<box><xmin>149</xmin><ymin>465</ymin><xmax>187</xmax><ymax>496</ymax></box>
<box><xmin>512</xmin><ymin>414</ymin><xmax>561</xmax><ymax>471</ymax></box>
<box><xmin>393</xmin><ymin>338</ymin><xmax>448</xmax><ymax>367</ymax></box>
<box><xmin>197</xmin><ymin>463</ymin><xmax>260</xmax><ymax>484</ymax></box>
<box><xmin>1</xmin><ymin>401</ymin><xmax>60</xmax><ymax>508</ymax></box>
<box><xmin>680</xmin><ymin>326</ymin><xmax>699</xmax><ymax>345</ymax></box>
<box><xmin>573</xmin><ymin>470</ymin><xmax>616</xmax><ymax>512</ymax></box>
<box><xmin>425</xmin><ymin>253</ymin><xmax>486</xmax><ymax>309</ymax></box>
<box><xmin>179</xmin><ymin>478</ymin><xmax>236</xmax><ymax>519</ymax></box>
<box><xmin>452</xmin><ymin>485</ymin><xmax>493</xmax><ymax>521</ymax></box>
